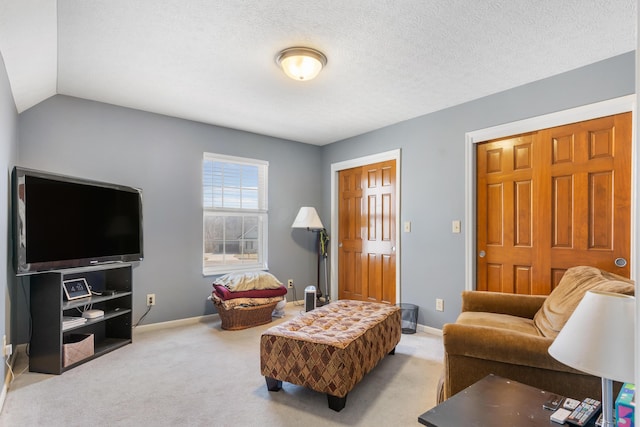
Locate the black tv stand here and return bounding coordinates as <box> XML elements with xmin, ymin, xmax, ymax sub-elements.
<box><xmin>29</xmin><ymin>263</ymin><xmax>133</xmax><ymax>374</ymax></box>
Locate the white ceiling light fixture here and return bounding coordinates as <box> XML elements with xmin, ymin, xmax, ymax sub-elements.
<box><xmin>276</xmin><ymin>47</ymin><xmax>327</xmax><ymax>81</ymax></box>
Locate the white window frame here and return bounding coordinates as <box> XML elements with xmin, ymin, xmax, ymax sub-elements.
<box><xmin>202</xmin><ymin>153</ymin><xmax>268</xmax><ymax>276</ymax></box>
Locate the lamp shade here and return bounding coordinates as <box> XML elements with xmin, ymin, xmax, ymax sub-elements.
<box><xmin>292</xmin><ymin>207</ymin><xmax>324</xmax><ymax>230</ymax></box>
<box><xmin>548</xmin><ymin>290</ymin><xmax>635</xmax><ymax>383</ymax></box>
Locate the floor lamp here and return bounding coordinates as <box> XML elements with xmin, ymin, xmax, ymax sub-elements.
<box><xmin>548</xmin><ymin>291</ymin><xmax>635</xmax><ymax>427</ymax></box>
<box><xmin>292</xmin><ymin>207</ymin><xmax>329</xmax><ymax>306</ymax></box>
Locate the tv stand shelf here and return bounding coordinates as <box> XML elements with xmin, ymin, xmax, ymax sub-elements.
<box><xmin>62</xmin><ymin>309</ymin><xmax>132</xmax><ymax>332</ymax></box>
<box><xmin>29</xmin><ymin>263</ymin><xmax>133</xmax><ymax>374</ymax></box>
<box><xmin>62</xmin><ymin>291</ymin><xmax>132</xmax><ymax>310</ymax></box>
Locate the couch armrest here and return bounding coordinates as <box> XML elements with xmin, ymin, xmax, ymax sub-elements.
<box><xmin>461</xmin><ymin>291</ymin><xmax>547</xmax><ymax>319</ymax></box>
<box><xmin>442</xmin><ymin>323</ymin><xmax>580</xmax><ymax>374</ymax></box>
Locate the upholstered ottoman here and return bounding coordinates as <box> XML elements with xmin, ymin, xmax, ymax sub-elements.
<box><xmin>260</xmin><ymin>300</ymin><xmax>401</xmax><ymax>411</ymax></box>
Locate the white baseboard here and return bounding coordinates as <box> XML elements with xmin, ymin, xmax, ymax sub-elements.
<box><xmin>133</xmin><ymin>313</ymin><xmax>219</xmax><ymax>334</ymax></box>
<box><xmin>0</xmin><ymin>381</ymin><xmax>7</xmax><ymax>414</ymax></box>
<box><xmin>417</xmin><ymin>324</ymin><xmax>443</xmax><ymax>336</ymax></box>
<box><xmin>133</xmin><ymin>300</ymin><xmax>307</xmax><ymax>334</ymax></box>
<box><xmin>0</xmin><ymin>351</ymin><xmax>16</xmax><ymax>414</ymax></box>
<box><xmin>132</xmin><ymin>302</ymin><xmax>444</xmax><ymax>337</ymax></box>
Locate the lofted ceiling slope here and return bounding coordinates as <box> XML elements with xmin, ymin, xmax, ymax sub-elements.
<box><xmin>0</xmin><ymin>0</ymin><xmax>636</xmax><ymax>145</ymax></box>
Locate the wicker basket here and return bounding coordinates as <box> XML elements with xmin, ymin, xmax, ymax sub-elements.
<box><xmin>213</xmin><ymin>299</ymin><xmax>278</xmax><ymax>330</ymax></box>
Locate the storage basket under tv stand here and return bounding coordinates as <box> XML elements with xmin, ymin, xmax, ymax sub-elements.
<box><xmin>29</xmin><ymin>263</ymin><xmax>133</xmax><ymax>374</ymax></box>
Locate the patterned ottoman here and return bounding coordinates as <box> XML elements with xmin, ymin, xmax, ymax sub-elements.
<box><xmin>260</xmin><ymin>299</ymin><xmax>401</xmax><ymax>411</ymax></box>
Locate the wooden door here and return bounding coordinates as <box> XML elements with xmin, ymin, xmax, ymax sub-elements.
<box><xmin>338</xmin><ymin>166</ymin><xmax>364</xmax><ymax>300</ymax></box>
<box><xmin>476</xmin><ymin>113</ymin><xmax>632</xmax><ymax>294</ymax></box>
<box><xmin>477</xmin><ymin>133</ymin><xmax>538</xmax><ymax>293</ymax></box>
<box><xmin>540</xmin><ymin>114</ymin><xmax>632</xmax><ymax>287</ymax></box>
<box><xmin>338</xmin><ymin>160</ymin><xmax>396</xmax><ymax>304</ymax></box>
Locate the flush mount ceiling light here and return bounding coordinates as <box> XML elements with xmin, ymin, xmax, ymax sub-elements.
<box><xmin>276</xmin><ymin>47</ymin><xmax>327</xmax><ymax>81</ymax></box>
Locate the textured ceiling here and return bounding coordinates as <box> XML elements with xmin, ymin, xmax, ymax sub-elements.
<box><xmin>0</xmin><ymin>1</ymin><xmax>637</xmax><ymax>145</ymax></box>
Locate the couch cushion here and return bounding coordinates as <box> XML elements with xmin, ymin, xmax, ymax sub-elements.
<box><xmin>533</xmin><ymin>266</ymin><xmax>635</xmax><ymax>339</ymax></box>
<box><xmin>456</xmin><ymin>311</ymin><xmax>542</xmax><ymax>336</ymax></box>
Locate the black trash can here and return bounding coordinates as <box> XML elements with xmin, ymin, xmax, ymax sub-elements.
<box><xmin>398</xmin><ymin>303</ymin><xmax>418</xmax><ymax>334</ymax></box>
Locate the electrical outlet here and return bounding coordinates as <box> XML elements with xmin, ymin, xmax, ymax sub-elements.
<box><xmin>287</xmin><ymin>279</ymin><xmax>294</xmax><ymax>288</ymax></box>
<box><xmin>436</xmin><ymin>298</ymin><xmax>444</xmax><ymax>312</ymax></box>
<box><xmin>147</xmin><ymin>293</ymin><xmax>156</xmax><ymax>306</ymax></box>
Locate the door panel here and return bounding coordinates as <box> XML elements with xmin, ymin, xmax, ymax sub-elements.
<box><xmin>339</xmin><ymin>160</ymin><xmax>396</xmax><ymax>304</ymax></box>
<box><xmin>477</xmin><ymin>134</ymin><xmax>535</xmax><ymax>293</ymax></box>
<box><xmin>541</xmin><ymin>113</ymin><xmax>631</xmax><ymax>283</ymax></box>
<box><xmin>477</xmin><ymin>113</ymin><xmax>632</xmax><ymax>295</ymax></box>
<box><xmin>338</xmin><ymin>167</ymin><xmax>364</xmax><ymax>300</ymax></box>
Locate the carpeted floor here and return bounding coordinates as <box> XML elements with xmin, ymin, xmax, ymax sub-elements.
<box><xmin>0</xmin><ymin>306</ymin><xmax>444</xmax><ymax>426</ymax></box>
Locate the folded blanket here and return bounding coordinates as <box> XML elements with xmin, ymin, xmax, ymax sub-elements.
<box><xmin>213</xmin><ymin>284</ymin><xmax>287</xmax><ymax>301</ymax></box>
<box><xmin>214</xmin><ymin>271</ymin><xmax>283</xmax><ymax>292</ymax></box>
<box><xmin>212</xmin><ymin>294</ymin><xmax>284</xmax><ymax>310</ymax></box>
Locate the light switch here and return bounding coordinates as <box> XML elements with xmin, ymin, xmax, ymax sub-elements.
<box><xmin>404</xmin><ymin>221</ymin><xmax>411</xmax><ymax>232</ymax></box>
<box><xmin>452</xmin><ymin>220</ymin><xmax>461</xmax><ymax>234</ymax></box>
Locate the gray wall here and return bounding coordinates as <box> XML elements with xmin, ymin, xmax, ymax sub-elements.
<box><xmin>9</xmin><ymin>51</ymin><xmax>637</xmax><ymax>341</ymax></box>
<box><xmin>322</xmin><ymin>51</ymin><xmax>636</xmax><ymax>329</ymax></box>
<box><xmin>16</xmin><ymin>96</ymin><xmax>323</xmax><ymax>333</ymax></box>
<box><xmin>0</xmin><ymin>53</ymin><xmax>18</xmax><ymax>381</ymax></box>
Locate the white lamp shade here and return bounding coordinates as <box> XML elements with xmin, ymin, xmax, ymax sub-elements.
<box><xmin>292</xmin><ymin>207</ymin><xmax>324</xmax><ymax>230</ymax></box>
<box><xmin>548</xmin><ymin>290</ymin><xmax>635</xmax><ymax>383</ymax></box>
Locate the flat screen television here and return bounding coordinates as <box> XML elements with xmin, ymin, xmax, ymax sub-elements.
<box><xmin>12</xmin><ymin>167</ymin><xmax>144</xmax><ymax>274</ymax></box>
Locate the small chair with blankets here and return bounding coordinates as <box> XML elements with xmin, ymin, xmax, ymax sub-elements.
<box><xmin>211</xmin><ymin>271</ymin><xmax>287</xmax><ymax>330</ymax></box>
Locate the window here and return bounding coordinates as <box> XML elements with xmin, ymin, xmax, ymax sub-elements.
<box><xmin>202</xmin><ymin>153</ymin><xmax>268</xmax><ymax>275</ymax></box>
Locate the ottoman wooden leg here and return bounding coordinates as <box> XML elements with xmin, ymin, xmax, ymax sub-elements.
<box><xmin>327</xmin><ymin>394</ymin><xmax>347</xmax><ymax>412</ymax></box>
<box><xmin>389</xmin><ymin>347</ymin><xmax>396</xmax><ymax>355</ymax></box>
<box><xmin>265</xmin><ymin>376</ymin><xmax>282</xmax><ymax>391</ymax></box>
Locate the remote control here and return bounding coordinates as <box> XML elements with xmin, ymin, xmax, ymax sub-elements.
<box><xmin>566</xmin><ymin>398</ymin><xmax>601</xmax><ymax>426</ymax></box>
<box><xmin>551</xmin><ymin>408</ymin><xmax>572</xmax><ymax>424</ymax></box>
<box><xmin>544</xmin><ymin>394</ymin><xmax>564</xmax><ymax>410</ymax></box>
<box><xmin>563</xmin><ymin>398</ymin><xmax>581</xmax><ymax>410</ymax></box>
<box><xmin>595</xmin><ymin>413</ymin><xmax>603</xmax><ymax>427</ymax></box>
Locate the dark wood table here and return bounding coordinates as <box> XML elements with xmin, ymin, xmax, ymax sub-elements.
<box><xmin>418</xmin><ymin>374</ymin><xmax>599</xmax><ymax>426</ymax></box>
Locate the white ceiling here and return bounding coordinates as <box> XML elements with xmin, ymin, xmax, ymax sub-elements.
<box><xmin>0</xmin><ymin>1</ymin><xmax>636</xmax><ymax>145</ymax></box>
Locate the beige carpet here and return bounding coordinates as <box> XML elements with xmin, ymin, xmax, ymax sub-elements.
<box><xmin>0</xmin><ymin>306</ymin><xmax>444</xmax><ymax>426</ymax></box>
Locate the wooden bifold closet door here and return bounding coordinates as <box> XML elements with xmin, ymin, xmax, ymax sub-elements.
<box><xmin>476</xmin><ymin>113</ymin><xmax>631</xmax><ymax>294</ymax></box>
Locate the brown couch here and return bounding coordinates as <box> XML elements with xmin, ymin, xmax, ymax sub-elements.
<box><xmin>441</xmin><ymin>266</ymin><xmax>635</xmax><ymax>402</ymax></box>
